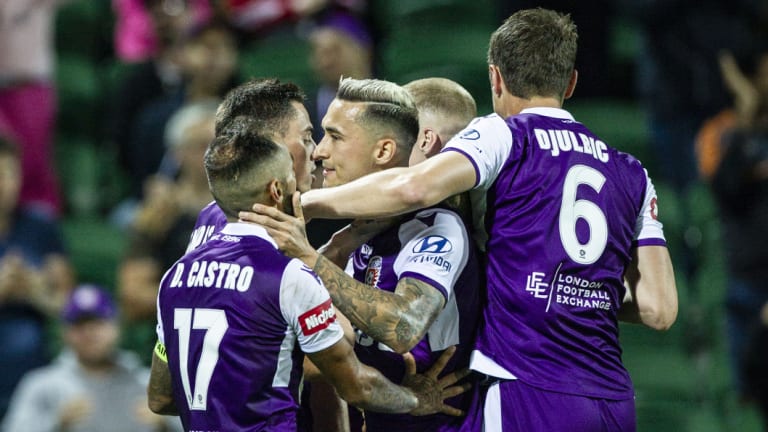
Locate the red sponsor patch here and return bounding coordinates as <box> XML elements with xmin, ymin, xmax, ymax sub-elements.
<box><xmin>299</xmin><ymin>299</ymin><xmax>337</xmax><ymax>336</ymax></box>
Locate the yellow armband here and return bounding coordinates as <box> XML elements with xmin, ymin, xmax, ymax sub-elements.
<box><xmin>154</xmin><ymin>340</ymin><xmax>168</xmax><ymax>363</ymax></box>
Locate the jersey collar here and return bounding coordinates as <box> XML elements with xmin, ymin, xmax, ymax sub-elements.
<box><xmin>520</xmin><ymin>107</ymin><xmax>574</xmax><ymax>121</ymax></box>
<box><xmin>221</xmin><ymin>222</ymin><xmax>278</xmax><ymax>249</ymax></box>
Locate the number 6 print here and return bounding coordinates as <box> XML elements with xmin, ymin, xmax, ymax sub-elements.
<box><xmin>559</xmin><ymin>165</ymin><xmax>608</xmax><ymax>265</ymax></box>
<box><xmin>174</xmin><ymin>308</ymin><xmax>229</xmax><ymax>411</ymax></box>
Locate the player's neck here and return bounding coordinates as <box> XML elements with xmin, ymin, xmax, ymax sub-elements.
<box><xmin>498</xmin><ymin>94</ymin><xmax>563</xmax><ymax>118</ymax></box>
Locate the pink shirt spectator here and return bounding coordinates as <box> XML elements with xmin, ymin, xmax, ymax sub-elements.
<box><xmin>113</xmin><ymin>0</ymin><xmax>212</xmax><ymax>63</ymax></box>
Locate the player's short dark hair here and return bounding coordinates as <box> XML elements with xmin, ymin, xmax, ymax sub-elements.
<box><xmin>488</xmin><ymin>8</ymin><xmax>578</xmax><ymax>100</ymax></box>
<box><xmin>215</xmin><ymin>78</ymin><xmax>306</xmax><ymax>138</ymax></box>
<box><xmin>205</xmin><ymin>116</ymin><xmax>288</xmax><ymax>218</ymax></box>
<box><xmin>336</xmin><ymin>77</ymin><xmax>419</xmax><ymax>154</ymax></box>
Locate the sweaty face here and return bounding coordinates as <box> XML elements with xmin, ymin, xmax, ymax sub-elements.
<box><xmin>279</xmin><ymin>102</ymin><xmax>316</xmax><ymax>193</ymax></box>
<box><xmin>315</xmin><ymin>99</ymin><xmax>377</xmax><ymax>188</ymax></box>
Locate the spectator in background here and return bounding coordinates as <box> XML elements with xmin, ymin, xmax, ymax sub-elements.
<box><xmin>702</xmin><ymin>48</ymin><xmax>768</xmax><ymax>412</ymax></box>
<box><xmin>215</xmin><ymin>0</ymin><xmax>366</xmax><ymax>36</ymax></box>
<box><xmin>0</xmin><ymin>136</ymin><xmax>75</xmax><ymax>420</ymax></box>
<box><xmin>109</xmin><ymin>0</ymin><xmax>195</xmax><ymax>209</ymax></box>
<box><xmin>113</xmin><ymin>0</ymin><xmax>212</xmax><ymax>63</ymax></box>
<box><xmin>622</xmin><ymin>0</ymin><xmax>762</xmax><ymax>195</ymax></box>
<box><xmin>117</xmin><ymin>102</ymin><xmax>216</xmax><ymax>362</ymax></box>
<box><xmin>111</xmin><ymin>20</ymin><xmax>238</xmax><ymax>227</ymax></box>
<box><xmin>0</xmin><ymin>0</ymin><xmax>68</xmax><ymax>216</ymax></box>
<box><xmin>1</xmin><ymin>284</ymin><xmax>180</xmax><ymax>432</ymax></box>
<box><xmin>306</xmin><ymin>8</ymin><xmax>374</xmax><ymax>144</ymax></box>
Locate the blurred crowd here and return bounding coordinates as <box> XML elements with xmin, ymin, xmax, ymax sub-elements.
<box><xmin>0</xmin><ymin>0</ymin><xmax>767</xmax><ymax>430</ymax></box>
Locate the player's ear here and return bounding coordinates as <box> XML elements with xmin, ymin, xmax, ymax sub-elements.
<box><xmin>564</xmin><ymin>69</ymin><xmax>578</xmax><ymax>100</ymax></box>
<box><xmin>422</xmin><ymin>128</ymin><xmax>443</xmax><ymax>159</ymax></box>
<box><xmin>267</xmin><ymin>178</ymin><xmax>284</xmax><ymax>207</ymax></box>
<box><xmin>489</xmin><ymin>64</ymin><xmax>504</xmax><ymax>98</ymax></box>
<box><xmin>373</xmin><ymin>137</ymin><xmax>397</xmax><ymax>165</ymax></box>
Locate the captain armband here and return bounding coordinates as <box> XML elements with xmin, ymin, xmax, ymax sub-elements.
<box><xmin>154</xmin><ymin>340</ymin><xmax>168</xmax><ymax>363</ymax></box>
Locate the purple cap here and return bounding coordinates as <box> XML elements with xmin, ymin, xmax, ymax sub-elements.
<box><xmin>315</xmin><ymin>10</ymin><xmax>373</xmax><ymax>49</ymax></box>
<box><xmin>62</xmin><ymin>285</ymin><xmax>117</xmax><ymax>323</ymax></box>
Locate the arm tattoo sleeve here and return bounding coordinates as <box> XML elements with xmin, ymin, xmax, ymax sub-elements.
<box><xmin>313</xmin><ymin>255</ymin><xmax>445</xmax><ymax>352</ymax></box>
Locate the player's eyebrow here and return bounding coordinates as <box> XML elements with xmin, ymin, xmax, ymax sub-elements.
<box><xmin>324</xmin><ymin>125</ymin><xmax>344</xmax><ymax>137</ymax></box>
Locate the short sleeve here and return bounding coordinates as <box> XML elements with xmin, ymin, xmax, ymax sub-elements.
<box><xmin>634</xmin><ymin>170</ymin><xmax>667</xmax><ymax>247</ymax></box>
<box><xmin>280</xmin><ymin>259</ymin><xmax>344</xmax><ymax>353</ymax></box>
<box><xmin>441</xmin><ymin>114</ymin><xmax>514</xmax><ymax>190</ymax></box>
<box><xmin>393</xmin><ymin>209</ymin><xmax>471</xmax><ymax>300</ymax></box>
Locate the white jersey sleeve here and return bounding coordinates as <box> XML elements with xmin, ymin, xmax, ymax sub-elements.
<box><xmin>280</xmin><ymin>259</ymin><xmax>344</xmax><ymax>353</ymax></box>
<box><xmin>634</xmin><ymin>170</ymin><xmax>666</xmax><ymax>245</ymax></box>
<box><xmin>442</xmin><ymin>114</ymin><xmax>514</xmax><ymax>190</ymax></box>
<box><xmin>393</xmin><ymin>208</ymin><xmax>470</xmax><ymax>300</ymax></box>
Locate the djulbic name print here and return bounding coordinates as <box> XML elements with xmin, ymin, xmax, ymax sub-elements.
<box><xmin>534</xmin><ymin>128</ymin><xmax>609</xmax><ymax>162</ymax></box>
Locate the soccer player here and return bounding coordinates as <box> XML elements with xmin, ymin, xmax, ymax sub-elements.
<box><xmin>403</xmin><ymin>77</ymin><xmax>477</xmax><ymax>167</ymax></box>
<box><xmin>404</xmin><ymin>77</ymin><xmax>477</xmax><ymax>229</ymax></box>
<box><xmin>245</xmin><ymin>77</ymin><xmax>482</xmax><ymax>432</ymax></box>
<box><xmin>274</xmin><ymin>8</ymin><xmax>679</xmax><ymax>431</ymax></box>
<box><xmin>147</xmin><ymin>119</ymin><xmax>468</xmax><ymax>431</ymax></box>
<box><xmin>186</xmin><ymin>78</ymin><xmax>317</xmax><ymax>251</ymax></box>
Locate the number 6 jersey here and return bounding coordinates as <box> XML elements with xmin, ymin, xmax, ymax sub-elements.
<box><xmin>156</xmin><ymin>222</ymin><xmax>344</xmax><ymax>431</ymax></box>
<box><xmin>443</xmin><ymin>108</ymin><xmax>666</xmax><ymax>400</ymax></box>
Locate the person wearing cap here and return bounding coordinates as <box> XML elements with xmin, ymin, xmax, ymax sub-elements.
<box><xmin>1</xmin><ymin>284</ymin><xmax>180</xmax><ymax>432</ymax></box>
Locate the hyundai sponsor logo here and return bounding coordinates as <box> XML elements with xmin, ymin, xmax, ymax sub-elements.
<box><xmin>460</xmin><ymin>129</ymin><xmax>480</xmax><ymax>140</ymax></box>
<box><xmin>412</xmin><ymin>236</ymin><xmax>453</xmax><ymax>253</ymax></box>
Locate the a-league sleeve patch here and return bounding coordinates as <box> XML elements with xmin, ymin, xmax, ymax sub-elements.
<box><xmin>299</xmin><ymin>299</ymin><xmax>337</xmax><ymax>336</ymax></box>
<box><xmin>154</xmin><ymin>340</ymin><xmax>168</xmax><ymax>363</ymax></box>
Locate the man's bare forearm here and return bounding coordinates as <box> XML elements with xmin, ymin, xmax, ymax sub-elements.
<box><xmin>312</xmin><ymin>255</ymin><xmax>443</xmax><ymax>353</ymax></box>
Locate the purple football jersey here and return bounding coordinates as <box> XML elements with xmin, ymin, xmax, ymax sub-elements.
<box><xmin>157</xmin><ymin>223</ymin><xmax>344</xmax><ymax>431</ymax></box>
<box><xmin>443</xmin><ymin>108</ymin><xmax>666</xmax><ymax>400</ymax></box>
<box><xmin>186</xmin><ymin>201</ymin><xmax>228</xmax><ymax>252</ymax></box>
<box><xmin>349</xmin><ymin>207</ymin><xmax>482</xmax><ymax>432</ymax></box>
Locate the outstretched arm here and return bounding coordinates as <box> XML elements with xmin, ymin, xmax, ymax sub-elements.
<box><xmin>619</xmin><ymin>245</ymin><xmax>678</xmax><ymax>330</ymax></box>
<box><xmin>301</xmin><ymin>151</ymin><xmax>476</xmax><ymax>219</ymax></box>
<box><xmin>309</xmin><ymin>340</ymin><xmax>469</xmax><ymax>416</ymax></box>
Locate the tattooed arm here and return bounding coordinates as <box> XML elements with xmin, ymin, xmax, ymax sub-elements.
<box><xmin>314</xmin><ymin>254</ymin><xmax>445</xmax><ymax>354</ymax></box>
<box><xmin>240</xmin><ymin>192</ymin><xmax>446</xmax><ymax>353</ymax></box>
<box><xmin>147</xmin><ymin>349</ymin><xmax>179</xmax><ymax>415</ymax></box>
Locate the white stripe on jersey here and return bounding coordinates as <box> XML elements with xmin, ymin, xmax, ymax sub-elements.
<box><xmin>279</xmin><ymin>259</ymin><xmax>344</xmax><ymax>354</ymax></box>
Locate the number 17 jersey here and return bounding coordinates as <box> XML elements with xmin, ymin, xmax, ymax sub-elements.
<box><xmin>443</xmin><ymin>108</ymin><xmax>666</xmax><ymax>400</ymax></box>
<box><xmin>156</xmin><ymin>223</ymin><xmax>344</xmax><ymax>431</ymax></box>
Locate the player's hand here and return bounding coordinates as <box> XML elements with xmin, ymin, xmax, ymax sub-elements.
<box><xmin>241</xmin><ymin>192</ymin><xmax>319</xmax><ymax>266</ymax></box>
<box><xmin>400</xmin><ymin>346</ymin><xmax>471</xmax><ymax>417</ymax></box>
